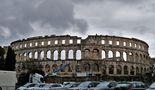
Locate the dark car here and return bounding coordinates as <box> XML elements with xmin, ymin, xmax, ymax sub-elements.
<box><xmin>113</xmin><ymin>81</ymin><xmax>146</xmax><ymax>90</ymax></box>
<box><xmin>113</xmin><ymin>82</ymin><xmax>131</xmax><ymax>90</ymax></box>
<box><xmin>146</xmin><ymin>82</ymin><xmax>155</xmax><ymax>90</ymax></box>
<box><xmin>129</xmin><ymin>81</ymin><xmax>146</xmax><ymax>90</ymax></box>
<box><xmin>69</xmin><ymin>81</ymin><xmax>99</xmax><ymax>90</ymax></box>
<box><xmin>89</xmin><ymin>81</ymin><xmax>117</xmax><ymax>90</ymax></box>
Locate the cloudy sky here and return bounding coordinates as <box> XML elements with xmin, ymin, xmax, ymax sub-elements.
<box><xmin>0</xmin><ymin>0</ymin><xmax>155</xmax><ymax>57</ymax></box>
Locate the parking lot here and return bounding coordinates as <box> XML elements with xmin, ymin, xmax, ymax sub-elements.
<box><xmin>16</xmin><ymin>80</ymin><xmax>154</xmax><ymax>90</ymax></box>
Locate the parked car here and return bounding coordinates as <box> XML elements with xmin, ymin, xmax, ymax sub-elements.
<box><xmin>63</xmin><ymin>82</ymin><xmax>80</xmax><ymax>90</ymax></box>
<box><xmin>146</xmin><ymin>82</ymin><xmax>155</xmax><ymax>90</ymax></box>
<box><xmin>69</xmin><ymin>81</ymin><xmax>99</xmax><ymax>90</ymax></box>
<box><xmin>26</xmin><ymin>83</ymin><xmax>46</xmax><ymax>90</ymax></box>
<box><xmin>113</xmin><ymin>82</ymin><xmax>131</xmax><ymax>90</ymax></box>
<box><xmin>113</xmin><ymin>81</ymin><xmax>146</xmax><ymax>90</ymax></box>
<box><xmin>16</xmin><ymin>83</ymin><xmax>37</xmax><ymax>90</ymax></box>
<box><xmin>89</xmin><ymin>81</ymin><xmax>117</xmax><ymax>90</ymax></box>
<box><xmin>129</xmin><ymin>81</ymin><xmax>146</xmax><ymax>90</ymax></box>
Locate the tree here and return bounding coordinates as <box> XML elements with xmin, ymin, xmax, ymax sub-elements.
<box><xmin>0</xmin><ymin>46</ymin><xmax>5</xmax><ymax>70</ymax></box>
<box><xmin>5</xmin><ymin>46</ymin><xmax>16</xmax><ymax>71</ymax></box>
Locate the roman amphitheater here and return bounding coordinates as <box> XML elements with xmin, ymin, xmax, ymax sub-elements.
<box><xmin>11</xmin><ymin>35</ymin><xmax>152</xmax><ymax>81</ymax></box>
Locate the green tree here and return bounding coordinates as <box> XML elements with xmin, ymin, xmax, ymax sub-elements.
<box><xmin>0</xmin><ymin>46</ymin><xmax>5</xmax><ymax>70</ymax></box>
<box><xmin>5</xmin><ymin>46</ymin><xmax>16</xmax><ymax>71</ymax></box>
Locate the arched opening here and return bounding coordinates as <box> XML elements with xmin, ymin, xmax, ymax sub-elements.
<box><xmin>68</xmin><ymin>50</ymin><xmax>74</xmax><ymax>59</ymax></box>
<box><xmin>117</xmin><ymin>65</ymin><xmax>122</xmax><ymax>74</ymax></box>
<box><xmin>141</xmin><ymin>67</ymin><xmax>143</xmax><ymax>74</ymax></box>
<box><xmin>34</xmin><ymin>52</ymin><xmax>38</xmax><ymax>59</ymax></box>
<box><xmin>45</xmin><ymin>64</ymin><xmax>50</xmax><ymax>73</ymax></box>
<box><xmin>92</xmin><ymin>63</ymin><xmax>99</xmax><ymax>72</ymax></box>
<box><xmin>84</xmin><ymin>63</ymin><xmax>90</xmax><ymax>72</ymax></box>
<box><xmin>130</xmin><ymin>66</ymin><xmax>134</xmax><ymax>75</ymax></box>
<box><xmin>109</xmin><ymin>65</ymin><xmax>114</xmax><ymax>74</ymax></box>
<box><xmin>101</xmin><ymin>50</ymin><xmax>106</xmax><ymax>59</ymax></box>
<box><xmin>128</xmin><ymin>52</ymin><xmax>133</xmax><ymax>62</ymax></box>
<box><xmin>136</xmin><ymin>67</ymin><xmax>139</xmax><ymax>75</ymax></box>
<box><xmin>124</xmin><ymin>65</ymin><xmax>128</xmax><ymax>75</ymax></box>
<box><xmin>47</xmin><ymin>50</ymin><xmax>51</xmax><ymax>59</ymax></box>
<box><xmin>108</xmin><ymin>50</ymin><xmax>113</xmax><ymax>58</ymax></box>
<box><xmin>24</xmin><ymin>53</ymin><xmax>27</xmax><ymax>60</ymax></box>
<box><xmin>40</xmin><ymin>51</ymin><xmax>44</xmax><ymax>60</ymax></box>
<box><xmin>28</xmin><ymin>52</ymin><xmax>32</xmax><ymax>59</ymax></box>
<box><xmin>84</xmin><ymin>49</ymin><xmax>90</xmax><ymax>58</ymax></box>
<box><xmin>52</xmin><ymin>64</ymin><xmax>58</xmax><ymax>73</ymax></box>
<box><xmin>61</xmin><ymin>50</ymin><xmax>66</xmax><ymax>60</ymax></box>
<box><xmin>123</xmin><ymin>52</ymin><xmax>127</xmax><ymax>61</ymax></box>
<box><xmin>53</xmin><ymin>50</ymin><xmax>58</xmax><ymax>60</ymax></box>
<box><xmin>102</xmin><ymin>65</ymin><xmax>106</xmax><ymax>75</ymax></box>
<box><xmin>93</xmin><ymin>49</ymin><xmax>99</xmax><ymax>59</ymax></box>
<box><xmin>135</xmin><ymin>53</ymin><xmax>139</xmax><ymax>62</ymax></box>
<box><xmin>76</xmin><ymin>50</ymin><xmax>81</xmax><ymax>60</ymax></box>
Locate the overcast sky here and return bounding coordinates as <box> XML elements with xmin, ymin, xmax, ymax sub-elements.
<box><xmin>0</xmin><ymin>0</ymin><xmax>155</xmax><ymax>57</ymax></box>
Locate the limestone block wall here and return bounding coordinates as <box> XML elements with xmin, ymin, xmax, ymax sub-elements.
<box><xmin>11</xmin><ymin>35</ymin><xmax>152</xmax><ymax>77</ymax></box>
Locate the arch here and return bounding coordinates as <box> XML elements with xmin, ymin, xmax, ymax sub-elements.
<box><xmin>140</xmin><ymin>54</ymin><xmax>143</xmax><ymax>63</ymax></box>
<box><xmin>123</xmin><ymin>52</ymin><xmax>127</xmax><ymax>61</ymax></box>
<box><xmin>117</xmin><ymin>65</ymin><xmax>122</xmax><ymax>74</ymax></box>
<box><xmin>101</xmin><ymin>50</ymin><xmax>106</xmax><ymax>59</ymax></box>
<box><xmin>19</xmin><ymin>53</ymin><xmax>23</xmax><ymax>60</ymax></box>
<box><xmin>24</xmin><ymin>53</ymin><xmax>27</xmax><ymax>60</ymax></box>
<box><xmin>61</xmin><ymin>50</ymin><xmax>66</xmax><ymax>60</ymax></box>
<box><xmin>28</xmin><ymin>52</ymin><xmax>33</xmax><ymax>59</ymax></box>
<box><xmin>108</xmin><ymin>50</ymin><xmax>113</xmax><ymax>58</ymax></box>
<box><xmin>84</xmin><ymin>49</ymin><xmax>90</xmax><ymax>58</ymax></box>
<box><xmin>45</xmin><ymin>64</ymin><xmax>50</xmax><ymax>73</ymax></box>
<box><xmin>75</xmin><ymin>64</ymin><xmax>81</xmax><ymax>72</ymax></box>
<box><xmin>136</xmin><ymin>67</ymin><xmax>139</xmax><ymax>75</ymax></box>
<box><xmin>109</xmin><ymin>65</ymin><xmax>114</xmax><ymax>74</ymax></box>
<box><xmin>124</xmin><ymin>65</ymin><xmax>128</xmax><ymax>75</ymax></box>
<box><xmin>135</xmin><ymin>53</ymin><xmax>139</xmax><ymax>62</ymax></box>
<box><xmin>52</xmin><ymin>64</ymin><xmax>58</xmax><ymax>72</ymax></box>
<box><xmin>141</xmin><ymin>67</ymin><xmax>143</xmax><ymax>74</ymax></box>
<box><xmin>34</xmin><ymin>51</ymin><xmax>38</xmax><ymax>59</ymax></box>
<box><xmin>40</xmin><ymin>51</ymin><xmax>44</xmax><ymax>60</ymax></box>
<box><xmin>53</xmin><ymin>50</ymin><xmax>58</xmax><ymax>60</ymax></box>
<box><xmin>130</xmin><ymin>66</ymin><xmax>134</xmax><ymax>75</ymax></box>
<box><xmin>83</xmin><ymin>63</ymin><xmax>90</xmax><ymax>72</ymax></box>
<box><xmin>92</xmin><ymin>63</ymin><xmax>99</xmax><ymax>72</ymax></box>
<box><xmin>128</xmin><ymin>52</ymin><xmax>133</xmax><ymax>61</ymax></box>
<box><xmin>102</xmin><ymin>65</ymin><xmax>106</xmax><ymax>75</ymax></box>
<box><xmin>76</xmin><ymin>50</ymin><xmax>81</xmax><ymax>60</ymax></box>
<box><xmin>68</xmin><ymin>50</ymin><xmax>74</xmax><ymax>59</ymax></box>
<box><xmin>93</xmin><ymin>49</ymin><xmax>99</xmax><ymax>59</ymax></box>
<box><xmin>47</xmin><ymin>50</ymin><xmax>51</xmax><ymax>59</ymax></box>
<box><xmin>116</xmin><ymin>51</ymin><xmax>120</xmax><ymax>57</ymax></box>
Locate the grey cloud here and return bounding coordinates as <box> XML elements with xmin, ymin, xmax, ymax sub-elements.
<box><xmin>0</xmin><ymin>0</ymin><xmax>88</xmax><ymax>45</ymax></box>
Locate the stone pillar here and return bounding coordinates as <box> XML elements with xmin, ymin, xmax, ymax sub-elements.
<box><xmin>38</xmin><ymin>51</ymin><xmax>41</xmax><ymax>60</ymax></box>
<box><xmin>66</xmin><ymin>50</ymin><xmax>68</xmax><ymax>60</ymax></box>
<box><xmin>73</xmin><ymin>50</ymin><xmax>76</xmax><ymax>60</ymax></box>
<box><xmin>122</xmin><ymin>65</ymin><xmax>124</xmax><ymax>75</ymax></box>
<box><xmin>114</xmin><ymin>64</ymin><xmax>117</xmax><ymax>75</ymax></box>
<box><xmin>120</xmin><ymin>51</ymin><xmax>123</xmax><ymax>60</ymax></box>
<box><xmin>51</xmin><ymin>50</ymin><xmax>53</xmax><ymax>60</ymax></box>
<box><xmin>106</xmin><ymin>65</ymin><xmax>109</xmax><ymax>75</ymax></box>
<box><xmin>58</xmin><ymin>50</ymin><xmax>61</xmax><ymax>60</ymax></box>
<box><xmin>105</xmin><ymin>50</ymin><xmax>108</xmax><ymax>59</ymax></box>
<box><xmin>128</xmin><ymin>66</ymin><xmax>131</xmax><ymax>75</ymax></box>
<box><xmin>44</xmin><ymin>50</ymin><xmax>47</xmax><ymax>59</ymax></box>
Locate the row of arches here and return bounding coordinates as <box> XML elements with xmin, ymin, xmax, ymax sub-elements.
<box><xmin>17</xmin><ymin>62</ymin><xmax>150</xmax><ymax>76</ymax></box>
<box><xmin>18</xmin><ymin>50</ymin><xmax>82</xmax><ymax>60</ymax></box>
<box><xmin>101</xmin><ymin>50</ymin><xmax>148</xmax><ymax>63</ymax></box>
<box><xmin>16</xmin><ymin>49</ymin><xmax>149</xmax><ymax>64</ymax></box>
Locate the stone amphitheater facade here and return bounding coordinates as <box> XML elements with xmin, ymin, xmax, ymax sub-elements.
<box><xmin>11</xmin><ymin>35</ymin><xmax>152</xmax><ymax>79</ymax></box>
